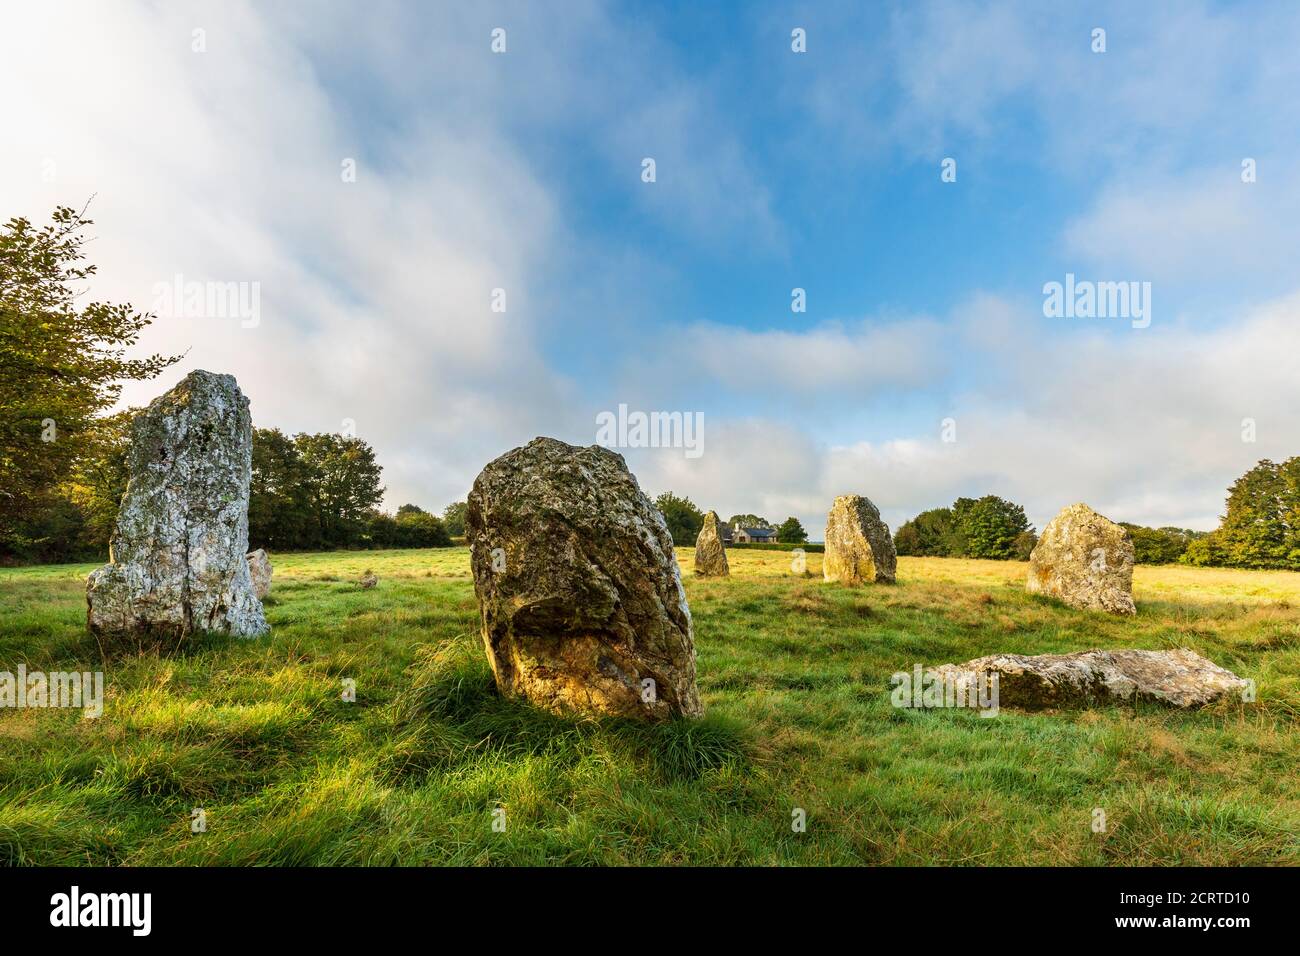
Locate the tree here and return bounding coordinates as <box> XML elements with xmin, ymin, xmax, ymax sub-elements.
<box><xmin>894</xmin><ymin>521</ymin><xmax>921</xmax><ymax>556</ymax></box>
<box><xmin>294</xmin><ymin>432</ymin><xmax>385</xmax><ymax>548</ymax></box>
<box><xmin>63</xmin><ymin>409</ymin><xmax>134</xmax><ymax>554</ymax></box>
<box><xmin>394</xmin><ymin>508</ymin><xmax>451</xmax><ymax>547</ymax></box>
<box><xmin>947</xmin><ymin>498</ymin><xmax>978</xmax><ymax>556</ymax></box>
<box><xmin>959</xmin><ymin>495</ymin><xmax>1032</xmax><ymax>559</ymax></box>
<box><xmin>0</xmin><ymin>405</ymin><xmax>135</xmax><ymax>563</ymax></box>
<box><xmin>0</xmin><ymin>204</ymin><xmax>179</xmax><ymax>536</ymax></box>
<box><xmin>248</xmin><ymin>427</ymin><xmax>315</xmax><ymax>550</ymax></box>
<box><xmin>442</xmin><ymin>500</ymin><xmax>468</xmax><ymax>538</ymax></box>
<box><xmin>655</xmin><ymin>492</ymin><xmax>704</xmax><ymax>546</ymax></box>
<box><xmin>365</xmin><ymin>505</ymin><xmax>450</xmax><ymax>550</ymax></box>
<box><xmin>894</xmin><ymin>507</ymin><xmax>957</xmax><ymax>557</ymax></box>
<box><xmin>1120</xmin><ymin>523</ymin><xmax>1203</xmax><ymax>564</ymax></box>
<box><xmin>1182</xmin><ymin>458</ymin><xmax>1300</xmax><ymax>569</ymax></box>
<box><xmin>775</xmin><ymin>516</ymin><xmax>807</xmax><ymax>544</ymax></box>
<box><xmin>894</xmin><ymin>496</ymin><xmax>1032</xmax><ymax>560</ymax></box>
<box><xmin>727</xmin><ymin>513</ymin><xmax>771</xmax><ymax>529</ymax></box>
<box><xmin>1213</xmin><ymin>459</ymin><xmax>1289</xmax><ymax>567</ymax></box>
<box><xmin>1013</xmin><ymin>530</ymin><xmax>1038</xmax><ymax>561</ymax></box>
<box><xmin>364</xmin><ymin>510</ymin><xmax>398</xmax><ymax>549</ymax></box>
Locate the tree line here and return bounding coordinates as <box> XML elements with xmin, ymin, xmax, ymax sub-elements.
<box><xmin>894</xmin><ymin>494</ymin><xmax>1209</xmax><ymax>565</ymax></box>
<box><xmin>1</xmin><ymin>414</ymin><xmax>464</xmax><ymax>563</ymax></box>
<box><xmin>895</xmin><ymin>496</ymin><xmax>1036</xmax><ymax>559</ymax></box>
<box><xmin>1183</xmin><ymin>458</ymin><xmax>1300</xmax><ymax>569</ymax></box>
<box><xmin>247</xmin><ymin>427</ymin><xmax>456</xmax><ymax>552</ymax></box>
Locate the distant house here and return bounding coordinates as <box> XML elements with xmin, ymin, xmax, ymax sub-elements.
<box><xmin>732</xmin><ymin>524</ymin><xmax>777</xmax><ymax>544</ymax></box>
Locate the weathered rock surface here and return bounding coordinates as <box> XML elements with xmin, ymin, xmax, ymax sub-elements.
<box><xmin>823</xmin><ymin>494</ymin><xmax>896</xmax><ymax>585</ymax></box>
<box><xmin>359</xmin><ymin>570</ymin><xmax>378</xmax><ymax>590</ymax></box>
<box><xmin>1028</xmin><ymin>503</ymin><xmax>1135</xmax><ymax>615</ymax></box>
<box><xmin>87</xmin><ymin>370</ymin><xmax>268</xmax><ymax>640</ymax></box>
<box><xmin>246</xmin><ymin>549</ymin><xmax>272</xmax><ymax>600</ymax></box>
<box><xmin>466</xmin><ymin>436</ymin><xmax>702</xmax><ymax>720</ymax></box>
<box><xmin>694</xmin><ymin>511</ymin><xmax>729</xmax><ymax>577</ymax></box>
<box><xmin>929</xmin><ymin>648</ymin><xmax>1249</xmax><ymax>709</ymax></box>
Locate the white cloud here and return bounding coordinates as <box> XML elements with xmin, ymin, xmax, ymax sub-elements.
<box><xmin>1063</xmin><ymin>164</ymin><xmax>1300</xmax><ymax>285</ymax></box>
<box><xmin>632</xmin><ymin>292</ymin><xmax>1300</xmax><ymax>537</ymax></box>
<box><xmin>0</xmin><ymin>1</ymin><xmax>710</xmax><ymax>511</ymax></box>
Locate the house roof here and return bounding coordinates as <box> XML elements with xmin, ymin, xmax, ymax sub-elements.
<box><xmin>743</xmin><ymin>527</ymin><xmax>776</xmax><ymax>538</ymax></box>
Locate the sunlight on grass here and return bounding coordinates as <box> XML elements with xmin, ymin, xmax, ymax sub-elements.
<box><xmin>1</xmin><ymin>547</ymin><xmax>1296</xmax><ymax>865</ymax></box>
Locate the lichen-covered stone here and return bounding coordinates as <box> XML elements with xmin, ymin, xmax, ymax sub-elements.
<box><xmin>87</xmin><ymin>370</ymin><xmax>268</xmax><ymax>641</ymax></box>
<box><xmin>694</xmin><ymin>511</ymin><xmax>729</xmax><ymax>577</ymax></box>
<box><xmin>467</xmin><ymin>437</ymin><xmax>702</xmax><ymax>720</ymax></box>
<box><xmin>823</xmin><ymin>494</ymin><xmax>896</xmax><ymax>585</ymax></box>
<box><xmin>930</xmin><ymin>648</ymin><xmax>1249</xmax><ymax>709</ymax></box>
<box><xmin>1028</xmin><ymin>503</ymin><xmax>1135</xmax><ymax>615</ymax></box>
<box><xmin>246</xmin><ymin>549</ymin><xmax>272</xmax><ymax>600</ymax></box>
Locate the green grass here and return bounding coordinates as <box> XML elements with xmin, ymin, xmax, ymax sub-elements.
<box><xmin>1</xmin><ymin>548</ymin><xmax>1297</xmax><ymax>865</ymax></box>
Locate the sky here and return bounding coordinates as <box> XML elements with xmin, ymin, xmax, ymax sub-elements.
<box><xmin>4</xmin><ymin>0</ymin><xmax>1300</xmax><ymax>538</ymax></box>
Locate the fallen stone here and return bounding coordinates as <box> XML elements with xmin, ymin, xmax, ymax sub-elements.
<box><xmin>467</xmin><ymin>436</ymin><xmax>702</xmax><ymax>720</ymax></box>
<box><xmin>359</xmin><ymin>570</ymin><xmax>378</xmax><ymax>590</ymax></box>
<box><xmin>929</xmin><ymin>648</ymin><xmax>1248</xmax><ymax>709</ymax></box>
<box><xmin>87</xmin><ymin>370</ymin><xmax>268</xmax><ymax>641</ymax></box>
<box><xmin>694</xmin><ymin>510</ymin><xmax>729</xmax><ymax>577</ymax></box>
<box><xmin>823</xmin><ymin>494</ymin><xmax>896</xmax><ymax>585</ymax></box>
<box><xmin>246</xmin><ymin>549</ymin><xmax>272</xmax><ymax>600</ymax></box>
<box><xmin>1028</xmin><ymin>502</ymin><xmax>1135</xmax><ymax>614</ymax></box>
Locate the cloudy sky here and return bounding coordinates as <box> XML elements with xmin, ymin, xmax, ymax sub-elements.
<box><xmin>5</xmin><ymin>0</ymin><xmax>1300</xmax><ymax>536</ymax></box>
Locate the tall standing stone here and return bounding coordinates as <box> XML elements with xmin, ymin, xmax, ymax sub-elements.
<box><xmin>467</xmin><ymin>437</ymin><xmax>702</xmax><ymax>720</ymax></box>
<box><xmin>694</xmin><ymin>511</ymin><xmax>729</xmax><ymax>577</ymax></box>
<box><xmin>87</xmin><ymin>370</ymin><xmax>269</xmax><ymax>641</ymax></box>
<box><xmin>1027</xmin><ymin>503</ymin><xmax>1136</xmax><ymax>614</ymax></box>
<box><xmin>823</xmin><ymin>494</ymin><xmax>896</xmax><ymax>584</ymax></box>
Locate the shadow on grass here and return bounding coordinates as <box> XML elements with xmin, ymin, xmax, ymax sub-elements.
<box><xmin>385</xmin><ymin>640</ymin><xmax>754</xmax><ymax>785</ymax></box>
<box><xmin>85</xmin><ymin>626</ymin><xmax>251</xmax><ymax>664</ymax></box>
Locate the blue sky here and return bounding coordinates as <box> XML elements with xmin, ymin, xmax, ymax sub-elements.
<box><xmin>5</xmin><ymin>0</ymin><xmax>1300</xmax><ymax>535</ymax></box>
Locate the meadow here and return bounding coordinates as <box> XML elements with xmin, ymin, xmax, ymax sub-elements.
<box><xmin>1</xmin><ymin>548</ymin><xmax>1297</xmax><ymax>866</ymax></box>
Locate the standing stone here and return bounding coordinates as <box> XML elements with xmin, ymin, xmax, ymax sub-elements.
<box><xmin>246</xmin><ymin>549</ymin><xmax>273</xmax><ymax>600</ymax></box>
<box><xmin>467</xmin><ymin>437</ymin><xmax>702</xmax><ymax>720</ymax></box>
<box><xmin>1027</xmin><ymin>503</ymin><xmax>1135</xmax><ymax>615</ymax></box>
<box><xmin>87</xmin><ymin>370</ymin><xmax>268</xmax><ymax>641</ymax></box>
<box><xmin>823</xmin><ymin>494</ymin><xmax>896</xmax><ymax>585</ymax></box>
<box><xmin>694</xmin><ymin>511</ymin><xmax>729</xmax><ymax>577</ymax></box>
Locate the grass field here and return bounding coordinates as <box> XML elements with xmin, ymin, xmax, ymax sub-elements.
<box><xmin>1</xmin><ymin>548</ymin><xmax>1297</xmax><ymax>866</ymax></box>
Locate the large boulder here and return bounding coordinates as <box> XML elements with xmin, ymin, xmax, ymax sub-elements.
<box><xmin>929</xmin><ymin>648</ymin><xmax>1249</xmax><ymax>709</ymax></box>
<box><xmin>246</xmin><ymin>549</ymin><xmax>273</xmax><ymax>600</ymax></box>
<box><xmin>823</xmin><ymin>494</ymin><xmax>896</xmax><ymax>584</ymax></box>
<box><xmin>87</xmin><ymin>371</ymin><xmax>268</xmax><ymax>641</ymax></box>
<box><xmin>694</xmin><ymin>511</ymin><xmax>729</xmax><ymax>577</ymax></box>
<box><xmin>1028</xmin><ymin>503</ymin><xmax>1135</xmax><ymax>614</ymax></box>
<box><xmin>466</xmin><ymin>437</ymin><xmax>702</xmax><ymax>720</ymax></box>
